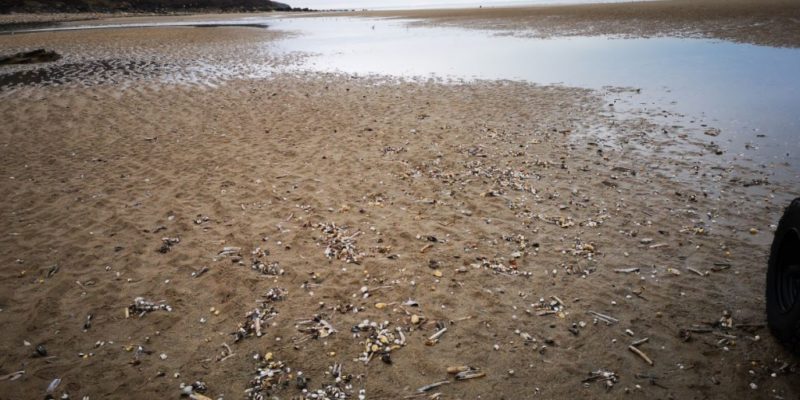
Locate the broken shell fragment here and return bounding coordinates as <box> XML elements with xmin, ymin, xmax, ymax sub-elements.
<box><xmin>455</xmin><ymin>369</ymin><xmax>486</xmax><ymax>380</ymax></box>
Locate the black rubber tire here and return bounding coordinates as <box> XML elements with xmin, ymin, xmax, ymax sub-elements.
<box><xmin>766</xmin><ymin>197</ymin><xmax>800</xmax><ymax>354</ymax></box>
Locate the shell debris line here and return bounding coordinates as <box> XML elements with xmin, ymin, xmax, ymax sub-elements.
<box><xmin>126</xmin><ymin>297</ymin><xmax>172</xmax><ymax>318</ymax></box>
<box><xmin>296</xmin><ymin>314</ymin><xmax>337</xmax><ymax>339</ymax></box>
<box><xmin>233</xmin><ymin>306</ymin><xmax>279</xmax><ymax>342</ymax></box>
<box><xmin>315</xmin><ymin>222</ymin><xmax>363</xmax><ymax>264</ymax></box>
<box><xmin>245</xmin><ymin>357</ymin><xmax>293</xmax><ymax>400</ymax></box>
<box><xmin>352</xmin><ymin>320</ymin><xmax>407</xmax><ymax>364</ymax></box>
<box><xmin>250</xmin><ymin>247</ymin><xmax>285</xmax><ymax>276</ymax></box>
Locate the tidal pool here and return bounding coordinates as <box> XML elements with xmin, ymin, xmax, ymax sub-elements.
<box><xmin>266</xmin><ymin>16</ymin><xmax>800</xmax><ymax>170</ymax></box>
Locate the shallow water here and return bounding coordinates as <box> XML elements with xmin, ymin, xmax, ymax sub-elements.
<box><xmin>3</xmin><ymin>15</ymin><xmax>799</xmax><ymax>173</ymax></box>
<box><xmin>268</xmin><ymin>17</ymin><xmax>800</xmax><ymax>169</ymax></box>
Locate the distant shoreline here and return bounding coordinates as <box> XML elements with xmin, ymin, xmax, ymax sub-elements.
<box><xmin>0</xmin><ymin>0</ymin><xmax>304</xmax><ymax>14</ymax></box>
<box><xmin>344</xmin><ymin>0</ymin><xmax>800</xmax><ymax>48</ymax></box>
<box><xmin>2</xmin><ymin>0</ymin><xmax>799</xmax><ymax>48</ymax></box>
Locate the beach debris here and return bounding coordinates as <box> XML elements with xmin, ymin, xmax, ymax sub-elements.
<box><xmin>217</xmin><ymin>342</ymin><xmax>235</xmax><ymax>362</ymax></box>
<box><xmin>471</xmin><ymin>257</ymin><xmax>531</xmax><ymax>277</ymax></box>
<box><xmin>402</xmin><ymin>299</ymin><xmax>419</xmax><ymax>307</ymax></box>
<box><xmin>180</xmin><ymin>381</ymin><xmax>211</xmax><ymax>399</ymax></box>
<box><xmin>582</xmin><ymin>369</ymin><xmax>618</xmax><ymax>390</ymax></box>
<box><xmin>0</xmin><ymin>370</ymin><xmax>24</xmax><ymax>381</ymax></box>
<box><xmin>46</xmin><ymin>377</ymin><xmax>61</xmax><ymax>394</ymax></box>
<box><xmin>352</xmin><ymin>320</ymin><xmax>406</xmax><ymax>364</ymax></box>
<box><xmin>301</xmin><ymin>363</ymin><xmax>361</xmax><ymax>399</ymax></box>
<box><xmin>711</xmin><ymin>262</ymin><xmax>731</xmax><ymax>272</ymax></box>
<box><xmin>316</xmin><ymin>223</ymin><xmax>362</xmax><ymax>263</ymax></box>
<box><xmin>158</xmin><ymin>237</ymin><xmax>180</xmax><ymax>253</ymax></box>
<box><xmin>516</xmin><ymin>330</ymin><xmax>536</xmax><ymax>345</ymax></box>
<box><xmin>83</xmin><ymin>313</ymin><xmax>93</xmax><ymax>331</ymax></box>
<box><xmin>687</xmin><ymin>267</ymin><xmax>706</xmax><ymax>276</ymax></box>
<box><xmin>614</xmin><ymin>267</ymin><xmax>640</xmax><ymax>274</ymax></box>
<box><xmin>234</xmin><ymin>307</ymin><xmax>278</xmax><ymax>342</ymax></box>
<box><xmin>532</xmin><ymin>296</ymin><xmax>566</xmax><ymax>317</ymax></box>
<box><xmin>245</xmin><ymin>358</ymin><xmax>292</xmax><ymax>400</ymax></box>
<box><xmin>587</xmin><ymin>311</ymin><xmax>618</xmax><ymax>325</ymax></box>
<box><xmin>248</xmin><ymin>247</ymin><xmax>282</xmax><ymax>275</ymax></box>
<box><xmin>628</xmin><ymin>345</ymin><xmax>654</xmax><ymax>366</ymax></box>
<box><xmin>191</xmin><ymin>266</ymin><xmax>209</xmax><ymax>278</ymax></box>
<box><xmin>297</xmin><ymin>315</ymin><xmax>336</xmax><ymax>339</ymax></box>
<box><xmin>253</xmin><ymin>260</ymin><xmax>284</xmax><ymax>276</ymax></box>
<box><xmin>46</xmin><ymin>264</ymin><xmax>59</xmax><ymax>279</ymax></box>
<box><xmin>425</xmin><ymin>321</ymin><xmax>448</xmax><ymax>346</ymax></box>
<box><xmin>262</xmin><ymin>287</ymin><xmax>287</xmax><ymax>304</ymax></box>
<box><xmin>218</xmin><ymin>246</ymin><xmax>242</xmax><ymax>257</ymax></box>
<box><xmin>538</xmin><ymin>214</ymin><xmax>575</xmax><ymax>228</ymax></box>
<box><xmin>455</xmin><ymin>369</ymin><xmax>486</xmax><ymax>381</ymax></box>
<box><xmin>448</xmin><ymin>366</ymin><xmax>485</xmax><ymax>380</ymax></box>
<box><xmin>127</xmin><ymin>344</ymin><xmax>154</xmax><ymax>365</ymax></box>
<box><xmin>416</xmin><ymin>380</ymin><xmax>450</xmax><ymax>393</ymax></box>
<box><xmin>127</xmin><ymin>297</ymin><xmax>172</xmax><ymax>317</ymax></box>
<box><xmin>718</xmin><ymin>310</ymin><xmax>734</xmax><ymax>329</ymax></box>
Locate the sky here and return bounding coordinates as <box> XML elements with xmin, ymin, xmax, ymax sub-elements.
<box><xmin>287</xmin><ymin>0</ymin><xmax>636</xmax><ymax>10</ymax></box>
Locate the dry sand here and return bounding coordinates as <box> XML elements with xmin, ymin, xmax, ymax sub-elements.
<box><xmin>0</xmin><ymin>7</ymin><xmax>799</xmax><ymax>400</ymax></box>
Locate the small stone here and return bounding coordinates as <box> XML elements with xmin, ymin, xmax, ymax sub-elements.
<box><xmin>411</xmin><ymin>315</ymin><xmax>420</xmax><ymax>324</ymax></box>
<box><xmin>160</xmin><ymin>353</ymin><xmax>168</xmax><ymax>360</ymax></box>
<box><xmin>433</xmin><ymin>270</ymin><xmax>443</xmax><ymax>278</ymax></box>
<box><xmin>375</xmin><ymin>303</ymin><xmax>387</xmax><ymax>309</ymax></box>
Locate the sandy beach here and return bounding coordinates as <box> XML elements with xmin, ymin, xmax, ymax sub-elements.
<box><xmin>1</xmin><ymin>1</ymin><xmax>799</xmax><ymax>399</ymax></box>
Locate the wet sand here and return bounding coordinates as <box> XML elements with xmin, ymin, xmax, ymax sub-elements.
<box><xmin>1</xmin><ymin>10</ymin><xmax>799</xmax><ymax>400</ymax></box>
<box><xmin>354</xmin><ymin>0</ymin><xmax>800</xmax><ymax>47</ymax></box>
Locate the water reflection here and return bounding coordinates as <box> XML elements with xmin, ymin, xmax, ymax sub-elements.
<box><xmin>270</xmin><ymin>17</ymin><xmax>800</xmax><ymax>167</ymax></box>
